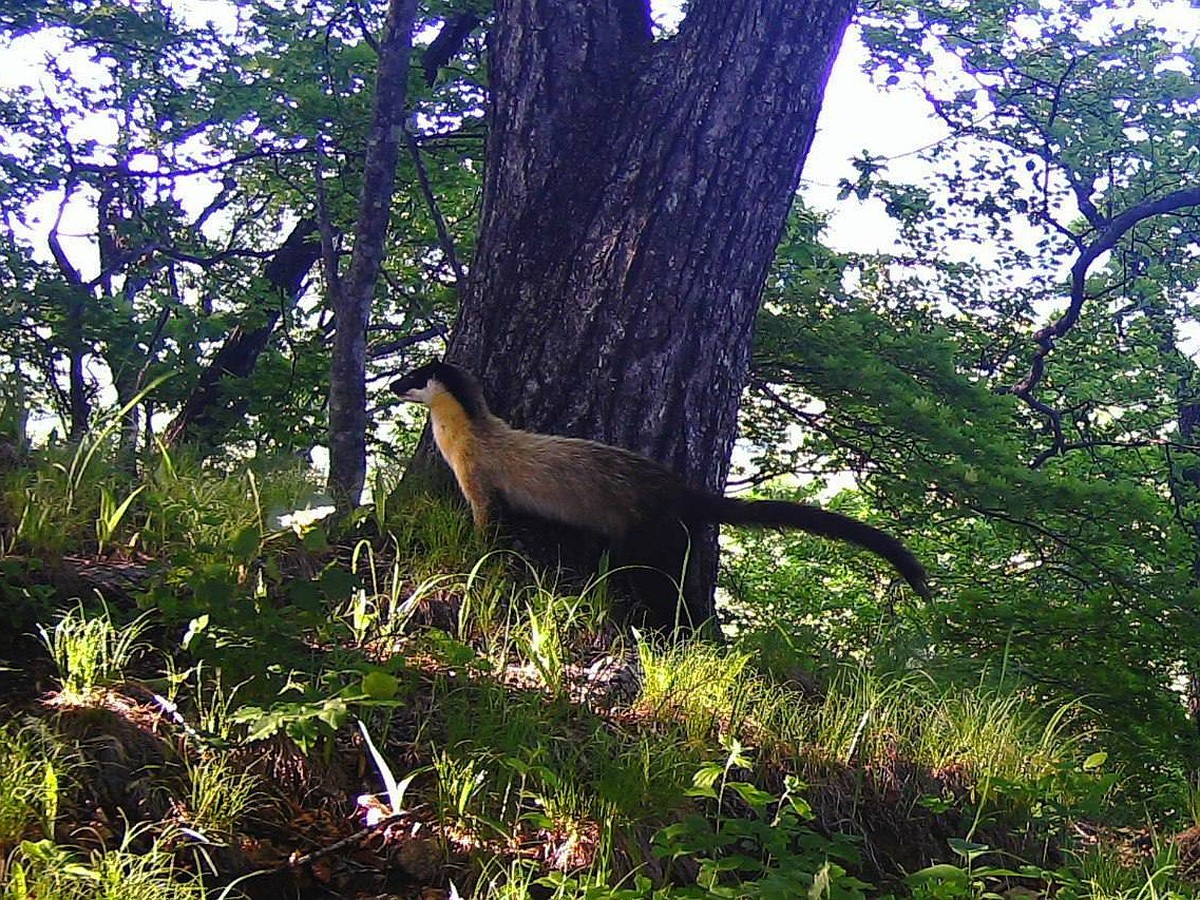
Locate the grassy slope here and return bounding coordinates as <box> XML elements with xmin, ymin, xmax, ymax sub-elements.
<box><xmin>0</xmin><ymin>455</ymin><xmax>1192</xmax><ymax>898</ymax></box>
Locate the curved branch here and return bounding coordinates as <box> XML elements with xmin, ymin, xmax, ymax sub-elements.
<box><xmin>421</xmin><ymin>11</ymin><xmax>482</xmax><ymax>85</ymax></box>
<box><xmin>1007</xmin><ymin>185</ymin><xmax>1200</xmax><ymax>399</ymax></box>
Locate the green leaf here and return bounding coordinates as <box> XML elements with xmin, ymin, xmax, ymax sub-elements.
<box><xmin>947</xmin><ymin>837</ymin><xmax>991</xmax><ymax>862</ymax></box>
<box><xmin>906</xmin><ymin>863</ymin><xmax>970</xmax><ymax>886</ymax></box>
<box><xmin>361</xmin><ymin>669</ymin><xmax>399</xmax><ymax>700</ymax></box>
<box><xmin>181</xmin><ymin>614</ymin><xmax>209</xmax><ymax>650</ymax></box>
<box><xmin>230</xmin><ymin>524</ymin><xmax>261</xmax><ymax>558</ymax></box>
<box><xmin>1082</xmin><ymin>751</ymin><xmax>1108</xmax><ymax>771</ymax></box>
<box><xmin>727</xmin><ymin>780</ymin><xmax>775</xmax><ymax>811</ymax></box>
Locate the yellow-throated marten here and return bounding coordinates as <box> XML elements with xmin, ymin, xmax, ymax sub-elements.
<box><xmin>392</xmin><ymin>362</ymin><xmax>929</xmax><ymax>625</ymax></box>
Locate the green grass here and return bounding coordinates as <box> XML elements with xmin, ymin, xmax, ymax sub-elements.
<box><xmin>0</xmin><ymin>723</ymin><xmax>63</xmax><ymax>851</ymax></box>
<box><xmin>182</xmin><ymin>755</ymin><xmax>260</xmax><ymax>838</ymax></box>
<box><xmin>38</xmin><ymin>603</ymin><xmax>149</xmax><ymax>705</ymax></box>
<box><xmin>2</xmin><ymin>439</ymin><xmax>320</xmax><ymax>562</ymax></box>
<box><xmin>636</xmin><ymin>639</ymin><xmax>761</xmax><ymax>744</ymax></box>
<box><xmin>3</xmin><ymin>826</ymin><xmax>207</xmax><ymax>900</ymax></box>
<box><xmin>1060</xmin><ymin>844</ymin><xmax>1190</xmax><ymax>900</ymax></box>
<box><xmin>378</xmin><ymin>489</ymin><xmax>494</xmax><ymax>577</ymax></box>
<box><xmin>756</xmin><ymin>663</ymin><xmax>1085</xmax><ymax>788</ymax></box>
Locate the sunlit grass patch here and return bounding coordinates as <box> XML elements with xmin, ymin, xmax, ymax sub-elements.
<box><xmin>635</xmin><ymin>638</ymin><xmax>762</xmax><ymax>744</ymax></box>
<box><xmin>0</xmin><ymin>722</ymin><xmax>63</xmax><ymax>852</ymax></box>
<box><xmin>180</xmin><ymin>755</ymin><xmax>260</xmax><ymax>839</ymax></box>
<box><xmin>1063</xmin><ymin>841</ymin><xmax>1189</xmax><ymax>900</ymax></box>
<box><xmin>761</xmin><ymin>664</ymin><xmax>1085</xmax><ymax>788</ymax></box>
<box><xmin>38</xmin><ymin>603</ymin><xmax>150</xmax><ymax>705</ymax></box>
<box><xmin>4</xmin><ymin>823</ymin><xmax>206</xmax><ymax>900</ymax></box>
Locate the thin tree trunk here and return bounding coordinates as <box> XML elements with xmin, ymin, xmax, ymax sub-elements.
<box><xmin>445</xmin><ymin>0</ymin><xmax>855</xmax><ymax>623</ymax></box>
<box><xmin>48</xmin><ymin>189</ymin><xmax>91</xmax><ymax>441</ymax></box>
<box><xmin>1144</xmin><ymin>303</ymin><xmax>1200</xmax><ymax>745</ymax></box>
<box><xmin>65</xmin><ymin>294</ymin><xmax>88</xmax><ymax>441</ymax></box>
<box><xmin>327</xmin><ymin>0</ymin><xmax>419</xmax><ymax>510</ymax></box>
<box><xmin>1175</xmin><ymin>397</ymin><xmax>1200</xmax><ymax>736</ymax></box>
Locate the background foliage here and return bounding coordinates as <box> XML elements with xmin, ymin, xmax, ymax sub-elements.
<box><xmin>3</xmin><ymin>0</ymin><xmax>1200</xmax><ymax>894</ymax></box>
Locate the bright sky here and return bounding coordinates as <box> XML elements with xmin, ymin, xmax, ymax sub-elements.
<box><xmin>806</xmin><ymin>1</ymin><xmax>1200</xmax><ymax>253</ymax></box>
<box><xmin>800</xmin><ymin>27</ymin><xmax>943</xmax><ymax>253</ymax></box>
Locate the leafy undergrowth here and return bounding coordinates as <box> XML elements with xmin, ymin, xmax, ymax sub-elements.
<box><xmin>0</xmin><ymin>453</ymin><xmax>1195</xmax><ymax>898</ymax></box>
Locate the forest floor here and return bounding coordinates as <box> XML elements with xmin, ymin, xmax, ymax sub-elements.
<box><xmin>0</xmin><ymin>528</ymin><xmax>1184</xmax><ymax>899</ymax></box>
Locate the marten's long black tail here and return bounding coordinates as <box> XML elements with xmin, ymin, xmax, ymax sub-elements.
<box><xmin>680</xmin><ymin>491</ymin><xmax>930</xmax><ymax>598</ymax></box>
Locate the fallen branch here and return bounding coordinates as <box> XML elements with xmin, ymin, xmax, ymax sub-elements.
<box><xmin>279</xmin><ymin>814</ymin><xmax>405</xmax><ymax>871</ymax></box>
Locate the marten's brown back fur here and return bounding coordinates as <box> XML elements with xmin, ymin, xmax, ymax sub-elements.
<box><xmin>392</xmin><ymin>362</ymin><xmax>930</xmax><ymax>624</ymax></box>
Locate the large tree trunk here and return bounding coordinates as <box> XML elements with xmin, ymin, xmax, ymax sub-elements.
<box><xmin>327</xmin><ymin>0</ymin><xmax>419</xmax><ymax>510</ymax></box>
<box><xmin>445</xmin><ymin>0</ymin><xmax>855</xmax><ymax>624</ymax></box>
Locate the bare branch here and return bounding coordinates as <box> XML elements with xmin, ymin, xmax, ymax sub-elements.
<box><xmin>47</xmin><ymin>180</ymin><xmax>85</xmax><ymax>287</ymax></box>
<box><xmin>350</xmin><ymin>0</ymin><xmax>381</xmax><ymax>55</ymax></box>
<box><xmin>73</xmin><ymin>146</ymin><xmax>314</xmax><ymax>181</ymax></box>
<box><xmin>1006</xmin><ymin>185</ymin><xmax>1200</xmax><ymax>400</ymax></box>
<box><xmin>406</xmin><ymin>127</ymin><xmax>465</xmax><ymax>286</ymax></box>
<box><xmin>421</xmin><ymin>11</ymin><xmax>482</xmax><ymax>86</ymax></box>
<box><xmin>369</xmin><ymin>325</ymin><xmax>447</xmax><ymax>360</ymax></box>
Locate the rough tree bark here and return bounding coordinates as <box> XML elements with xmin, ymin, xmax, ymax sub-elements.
<box><xmin>327</xmin><ymin>0</ymin><xmax>420</xmax><ymax>509</ymax></box>
<box><xmin>443</xmin><ymin>0</ymin><xmax>856</xmax><ymax>623</ymax></box>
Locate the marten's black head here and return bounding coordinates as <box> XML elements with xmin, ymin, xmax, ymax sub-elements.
<box><xmin>391</xmin><ymin>362</ymin><xmax>489</xmax><ymax>420</ymax></box>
